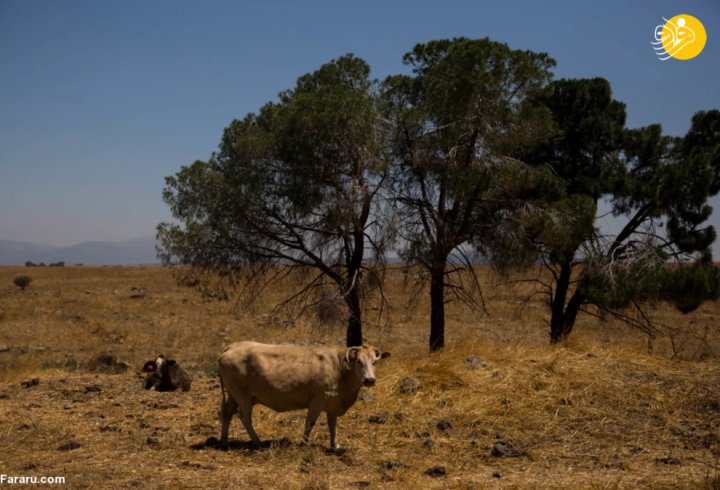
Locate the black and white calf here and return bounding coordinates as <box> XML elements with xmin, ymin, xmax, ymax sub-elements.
<box><xmin>142</xmin><ymin>355</ymin><xmax>191</xmax><ymax>392</ymax></box>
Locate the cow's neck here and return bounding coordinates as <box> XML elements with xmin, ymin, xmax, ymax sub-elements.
<box><xmin>338</xmin><ymin>368</ymin><xmax>363</xmax><ymax>410</ymax></box>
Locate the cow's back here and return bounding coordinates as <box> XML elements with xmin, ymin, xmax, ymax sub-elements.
<box><xmin>219</xmin><ymin>342</ymin><xmax>345</xmax><ymax>412</ymax></box>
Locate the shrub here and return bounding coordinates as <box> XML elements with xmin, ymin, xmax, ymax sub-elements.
<box><xmin>314</xmin><ymin>291</ymin><xmax>349</xmax><ymax>326</ymax></box>
<box><xmin>13</xmin><ymin>276</ymin><xmax>32</xmax><ymax>290</ymax></box>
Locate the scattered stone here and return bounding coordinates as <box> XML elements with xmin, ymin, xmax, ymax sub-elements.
<box><xmin>465</xmin><ymin>355</ymin><xmax>483</xmax><ymax>370</ymax></box>
<box><xmin>399</xmin><ymin>376</ymin><xmax>420</xmax><ymax>395</ymax></box>
<box><xmin>146</xmin><ymin>436</ymin><xmax>160</xmax><ymax>446</ymax></box>
<box><xmin>85</xmin><ymin>385</ymin><xmax>102</xmax><ymax>394</ymax></box>
<box><xmin>368</xmin><ymin>414</ymin><xmax>388</xmax><ymax>424</ymax></box>
<box><xmin>491</xmin><ymin>441</ymin><xmax>525</xmax><ymax>458</ymax></box>
<box><xmin>20</xmin><ymin>378</ymin><xmax>39</xmax><ymax>388</ymax></box>
<box><xmin>424</xmin><ymin>466</ymin><xmax>446</xmax><ymax>477</ymax></box>
<box><xmin>500</xmin><ymin>398</ymin><xmax>511</xmax><ymax>405</ymax></box>
<box><xmin>17</xmin><ymin>424</ymin><xmax>32</xmax><ymax>431</ymax></box>
<box><xmin>492</xmin><ymin>471</ymin><xmax>502</xmax><ymax>478</ymax></box>
<box><xmin>348</xmin><ymin>482</ymin><xmax>370</xmax><ymax>488</ymax></box>
<box><xmin>0</xmin><ymin>345</ymin><xmax>10</xmax><ymax>353</ymax></box>
<box><xmin>58</xmin><ymin>440</ymin><xmax>81</xmax><ymax>451</ymax></box>
<box><xmin>436</xmin><ymin>419</ymin><xmax>453</xmax><ymax>432</ymax></box>
<box><xmin>436</xmin><ymin>399</ymin><xmax>447</xmax><ymax>408</ymax></box>
<box><xmin>422</xmin><ymin>438</ymin><xmax>434</xmax><ymax>448</ymax></box>
<box><xmin>656</xmin><ymin>457</ymin><xmax>681</xmax><ymax>465</ymax></box>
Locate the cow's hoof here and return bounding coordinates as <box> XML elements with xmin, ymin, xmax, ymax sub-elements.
<box><xmin>326</xmin><ymin>445</ymin><xmax>345</xmax><ymax>455</ymax></box>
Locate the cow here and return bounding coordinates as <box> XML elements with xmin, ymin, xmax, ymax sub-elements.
<box><xmin>142</xmin><ymin>355</ymin><xmax>192</xmax><ymax>392</ymax></box>
<box><xmin>218</xmin><ymin>341</ymin><xmax>390</xmax><ymax>449</ymax></box>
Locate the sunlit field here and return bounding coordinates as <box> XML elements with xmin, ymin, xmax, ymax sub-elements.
<box><xmin>1</xmin><ymin>265</ymin><xmax>719</xmax><ymax>489</ymax></box>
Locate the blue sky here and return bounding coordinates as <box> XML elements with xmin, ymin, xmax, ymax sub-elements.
<box><xmin>1</xmin><ymin>1</ymin><xmax>719</xmax><ymax>255</ymax></box>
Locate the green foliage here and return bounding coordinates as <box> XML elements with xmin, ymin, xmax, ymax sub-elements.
<box><xmin>660</xmin><ymin>263</ymin><xmax>720</xmax><ymax>313</ymax></box>
<box><xmin>581</xmin><ymin>261</ymin><xmax>663</xmax><ymax>310</ymax></box>
<box><xmin>581</xmin><ymin>260</ymin><xmax>720</xmax><ymax>315</ymax></box>
<box><xmin>42</xmin><ymin>358</ymin><xmax>78</xmax><ymax>372</ymax></box>
<box><xmin>512</xmin><ymin>77</ymin><xmax>720</xmax><ymax>340</ymax></box>
<box><xmin>520</xmin><ymin>78</ymin><xmax>626</xmax><ymax>200</ymax></box>
<box><xmin>13</xmin><ymin>276</ymin><xmax>32</xmax><ymax>290</ymax></box>
<box><xmin>383</xmin><ymin>37</ymin><xmax>556</xmax><ymax>265</ymax></box>
<box><xmin>380</xmin><ymin>37</ymin><xmax>558</xmax><ymax>349</ymax></box>
<box><xmin>158</xmin><ymin>54</ymin><xmax>389</xmax><ymax>346</ymax></box>
<box><xmin>201</xmin><ymin>355</ymin><xmax>220</xmax><ymax>376</ymax></box>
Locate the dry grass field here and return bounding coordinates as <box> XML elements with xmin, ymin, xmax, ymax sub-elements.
<box><xmin>1</xmin><ymin>265</ymin><xmax>720</xmax><ymax>489</ymax></box>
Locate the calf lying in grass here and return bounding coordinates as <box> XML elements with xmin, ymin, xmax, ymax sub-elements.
<box><xmin>142</xmin><ymin>355</ymin><xmax>191</xmax><ymax>392</ymax></box>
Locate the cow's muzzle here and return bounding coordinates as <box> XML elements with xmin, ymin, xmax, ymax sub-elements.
<box><xmin>363</xmin><ymin>377</ymin><xmax>376</xmax><ymax>387</ymax></box>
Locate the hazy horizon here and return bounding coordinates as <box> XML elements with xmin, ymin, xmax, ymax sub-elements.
<box><xmin>2</xmin><ymin>1</ymin><xmax>719</xmax><ymax>254</ymax></box>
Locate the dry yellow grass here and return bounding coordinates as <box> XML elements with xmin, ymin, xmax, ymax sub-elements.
<box><xmin>1</xmin><ymin>265</ymin><xmax>720</xmax><ymax>489</ymax></box>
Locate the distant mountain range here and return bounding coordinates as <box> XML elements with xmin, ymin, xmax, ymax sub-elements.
<box><xmin>0</xmin><ymin>237</ymin><xmax>160</xmax><ymax>265</ymax></box>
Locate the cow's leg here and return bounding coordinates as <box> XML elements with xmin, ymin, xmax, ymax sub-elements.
<box><xmin>219</xmin><ymin>391</ymin><xmax>238</xmax><ymax>448</ymax></box>
<box><xmin>237</xmin><ymin>398</ymin><xmax>262</xmax><ymax>447</ymax></box>
<box><xmin>302</xmin><ymin>399</ymin><xmax>323</xmax><ymax>445</ymax></box>
<box><xmin>327</xmin><ymin>413</ymin><xmax>338</xmax><ymax>450</ymax></box>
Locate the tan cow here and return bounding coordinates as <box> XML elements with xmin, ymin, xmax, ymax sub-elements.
<box><xmin>218</xmin><ymin>341</ymin><xmax>390</xmax><ymax>449</ymax></box>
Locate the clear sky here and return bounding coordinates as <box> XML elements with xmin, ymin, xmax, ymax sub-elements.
<box><xmin>1</xmin><ymin>1</ymin><xmax>719</xmax><ymax>254</ymax></box>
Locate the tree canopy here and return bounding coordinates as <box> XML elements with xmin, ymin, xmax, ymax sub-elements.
<box><xmin>158</xmin><ymin>55</ymin><xmax>389</xmax><ymax>346</ymax></box>
<box><xmin>159</xmin><ymin>38</ymin><xmax>720</xmax><ymax>351</ymax></box>
<box><xmin>507</xmin><ymin>77</ymin><xmax>720</xmax><ymax>342</ymax></box>
<box><xmin>381</xmin><ymin>37</ymin><xmax>555</xmax><ymax>350</ymax></box>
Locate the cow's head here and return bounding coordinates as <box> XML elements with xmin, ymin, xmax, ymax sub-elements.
<box><xmin>346</xmin><ymin>345</ymin><xmax>390</xmax><ymax>387</ymax></box>
<box><xmin>142</xmin><ymin>355</ymin><xmax>168</xmax><ymax>374</ymax></box>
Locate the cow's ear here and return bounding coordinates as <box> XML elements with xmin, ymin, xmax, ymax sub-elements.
<box><xmin>167</xmin><ymin>360</ymin><xmax>177</xmax><ymax>366</ymax></box>
<box><xmin>345</xmin><ymin>347</ymin><xmax>360</xmax><ymax>365</ymax></box>
<box><xmin>142</xmin><ymin>361</ymin><xmax>156</xmax><ymax>372</ymax></box>
<box><xmin>380</xmin><ymin>350</ymin><xmax>391</xmax><ymax>360</ymax></box>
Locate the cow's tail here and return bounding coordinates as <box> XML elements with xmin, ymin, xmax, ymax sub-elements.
<box><xmin>219</xmin><ymin>370</ymin><xmax>227</xmax><ymax>407</ymax></box>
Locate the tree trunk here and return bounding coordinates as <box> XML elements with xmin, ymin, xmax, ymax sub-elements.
<box><xmin>345</xmin><ymin>282</ymin><xmax>363</xmax><ymax>347</ymax></box>
<box><xmin>429</xmin><ymin>260</ymin><xmax>447</xmax><ymax>352</ymax></box>
<box><xmin>549</xmin><ymin>261</ymin><xmax>583</xmax><ymax>343</ymax></box>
